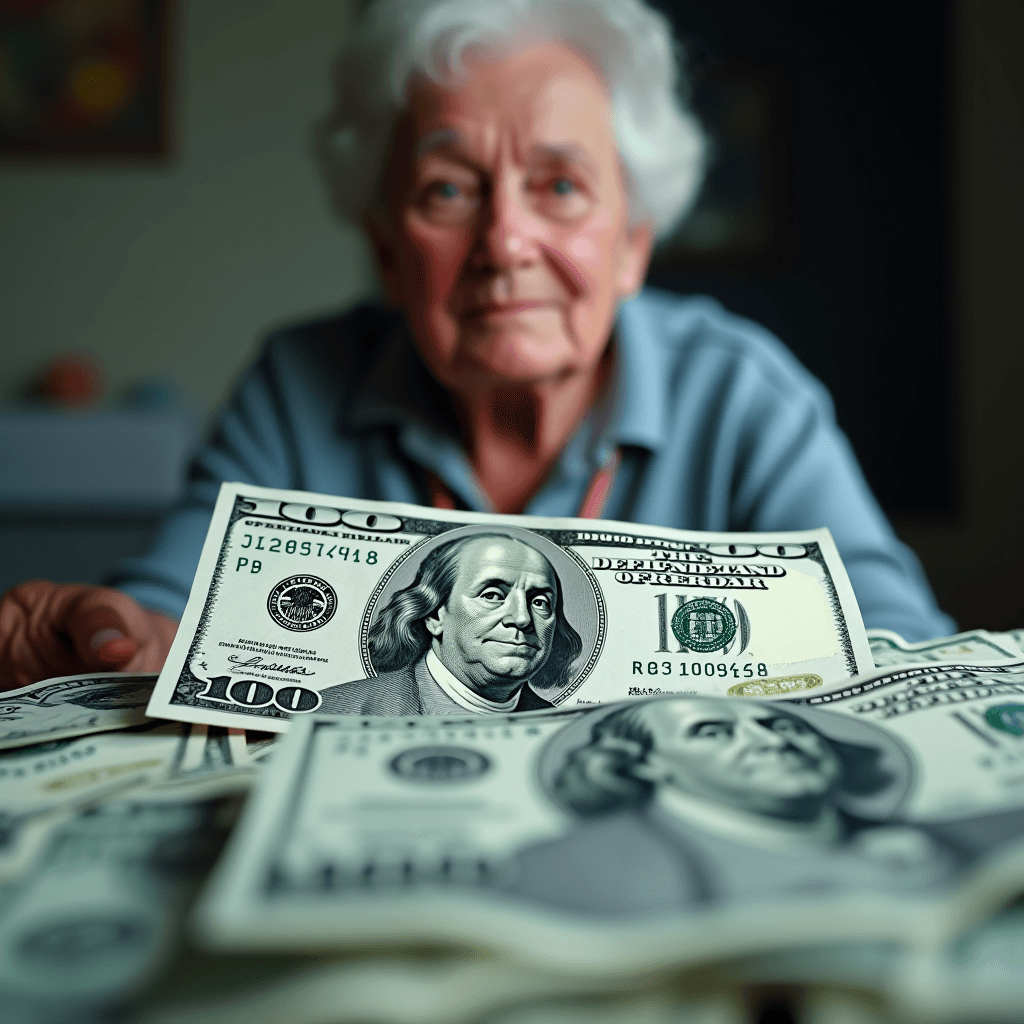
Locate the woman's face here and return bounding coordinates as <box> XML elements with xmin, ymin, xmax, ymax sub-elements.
<box><xmin>368</xmin><ymin>42</ymin><xmax>653</xmax><ymax>395</ymax></box>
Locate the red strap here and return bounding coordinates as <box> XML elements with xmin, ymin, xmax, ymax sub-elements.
<box><xmin>576</xmin><ymin>447</ymin><xmax>621</xmax><ymax>520</ymax></box>
<box><xmin>426</xmin><ymin>470</ymin><xmax>458</xmax><ymax>510</ymax></box>
<box><xmin>426</xmin><ymin>448</ymin><xmax>620</xmax><ymax>520</ymax></box>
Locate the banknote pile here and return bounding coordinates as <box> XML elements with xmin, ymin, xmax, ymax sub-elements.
<box><xmin>1</xmin><ymin>485</ymin><xmax>1022</xmax><ymax>1024</ymax></box>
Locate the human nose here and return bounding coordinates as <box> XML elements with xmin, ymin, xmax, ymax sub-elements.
<box><xmin>473</xmin><ymin>175</ymin><xmax>541</xmax><ymax>271</ymax></box>
<box><xmin>737</xmin><ymin>718</ymin><xmax>788</xmax><ymax>749</ymax></box>
<box><xmin>501</xmin><ymin>588</ymin><xmax>533</xmax><ymax>631</ymax></box>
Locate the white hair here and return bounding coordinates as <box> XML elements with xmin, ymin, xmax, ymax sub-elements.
<box><xmin>314</xmin><ymin>0</ymin><xmax>707</xmax><ymax>240</ymax></box>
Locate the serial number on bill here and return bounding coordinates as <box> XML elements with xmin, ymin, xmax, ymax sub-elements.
<box><xmin>237</xmin><ymin>532</ymin><xmax>379</xmax><ymax>563</ymax></box>
<box><xmin>633</xmin><ymin>660</ymin><xmax>770</xmax><ymax>678</ymax></box>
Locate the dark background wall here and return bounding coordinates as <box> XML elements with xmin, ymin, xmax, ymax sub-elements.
<box><xmin>647</xmin><ymin>0</ymin><xmax>1023</xmax><ymax>629</ymax></box>
<box><xmin>903</xmin><ymin>0</ymin><xmax>1024</xmax><ymax>630</ymax></box>
<box><xmin>649</xmin><ymin>0</ymin><xmax>952</xmax><ymax>517</ymax></box>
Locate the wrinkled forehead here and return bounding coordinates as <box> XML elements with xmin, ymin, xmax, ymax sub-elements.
<box><xmin>454</xmin><ymin>536</ymin><xmax>558</xmax><ymax>588</ymax></box>
<box><xmin>643</xmin><ymin>698</ymin><xmax>811</xmax><ymax>744</ymax></box>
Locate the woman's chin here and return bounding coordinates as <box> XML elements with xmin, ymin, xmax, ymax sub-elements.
<box><xmin>464</xmin><ymin>332</ymin><xmax>578</xmax><ymax>387</ymax></box>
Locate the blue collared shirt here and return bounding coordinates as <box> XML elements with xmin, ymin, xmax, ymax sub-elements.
<box><xmin>110</xmin><ymin>287</ymin><xmax>954</xmax><ymax>641</ymax></box>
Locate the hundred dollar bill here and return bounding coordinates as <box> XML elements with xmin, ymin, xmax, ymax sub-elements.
<box><xmin>867</xmin><ymin>628</ymin><xmax>1022</xmax><ymax>667</ymax></box>
<box><xmin>721</xmin><ymin>914</ymin><xmax>1024</xmax><ymax>1024</ymax></box>
<box><xmin>992</xmin><ymin>627</ymin><xmax>1024</xmax><ymax>656</ymax></box>
<box><xmin>1</xmin><ymin>722</ymin><xmax>191</xmax><ymax>812</ymax></box>
<box><xmin>244</xmin><ymin>729</ymin><xmax>279</xmax><ymax>767</ymax></box>
<box><xmin>0</xmin><ymin>792</ymin><xmax>242</xmax><ymax>1017</ymax></box>
<box><xmin>142</xmin><ymin>958</ymin><xmax>744</xmax><ymax>1024</ymax></box>
<box><xmin>147</xmin><ymin>483</ymin><xmax>873</xmax><ymax>732</ymax></box>
<box><xmin>0</xmin><ymin>807</ymin><xmax>73</xmax><ymax>882</ymax></box>
<box><xmin>0</xmin><ymin>672</ymin><xmax>157</xmax><ymax>751</ymax></box>
<box><xmin>196</xmin><ymin>686</ymin><xmax>1024</xmax><ymax>970</ymax></box>
<box><xmin>0</xmin><ymin>721</ymin><xmax>252</xmax><ymax>881</ymax></box>
<box><xmin>786</xmin><ymin>657</ymin><xmax>1024</xmax><ymax>819</ymax></box>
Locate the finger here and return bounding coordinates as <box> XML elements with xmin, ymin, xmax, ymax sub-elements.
<box><xmin>66</xmin><ymin>589</ymin><xmax>152</xmax><ymax>670</ymax></box>
<box><xmin>108</xmin><ymin>609</ymin><xmax>178</xmax><ymax>675</ymax></box>
<box><xmin>140</xmin><ymin>610</ymin><xmax>178</xmax><ymax>671</ymax></box>
<box><xmin>0</xmin><ymin>581</ymin><xmax>91</xmax><ymax>689</ymax></box>
<box><xmin>89</xmin><ymin>627</ymin><xmax>139</xmax><ymax>666</ymax></box>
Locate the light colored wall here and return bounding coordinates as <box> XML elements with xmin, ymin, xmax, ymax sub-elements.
<box><xmin>0</xmin><ymin>0</ymin><xmax>375</xmax><ymax>416</ymax></box>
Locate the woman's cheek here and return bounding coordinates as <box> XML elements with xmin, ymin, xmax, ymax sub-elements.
<box><xmin>567</xmin><ymin>232</ymin><xmax>602</xmax><ymax>266</ymax></box>
<box><xmin>563</xmin><ymin>220</ymin><xmax>619</xmax><ymax>290</ymax></box>
<box><xmin>430</xmin><ymin>242</ymin><xmax>467</xmax><ymax>297</ymax></box>
<box><xmin>402</xmin><ymin>221</ymin><xmax>461</xmax><ymax>297</ymax></box>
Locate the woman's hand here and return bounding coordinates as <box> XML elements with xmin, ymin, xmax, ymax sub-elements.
<box><xmin>0</xmin><ymin>580</ymin><xmax>177</xmax><ymax>691</ymax></box>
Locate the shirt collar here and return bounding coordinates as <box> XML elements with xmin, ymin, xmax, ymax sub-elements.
<box><xmin>604</xmin><ymin>291</ymin><xmax>670</xmax><ymax>453</ymax></box>
<box><xmin>424</xmin><ymin>648</ymin><xmax>520</xmax><ymax>713</ymax></box>
<box><xmin>651</xmin><ymin>786</ymin><xmax>845</xmax><ymax>852</ymax></box>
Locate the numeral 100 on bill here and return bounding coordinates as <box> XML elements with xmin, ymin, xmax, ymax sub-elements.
<box><xmin>198</xmin><ymin>675</ymin><xmax>323</xmax><ymax>713</ymax></box>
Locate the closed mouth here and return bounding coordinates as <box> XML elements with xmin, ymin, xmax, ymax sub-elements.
<box><xmin>484</xmin><ymin>639</ymin><xmax>539</xmax><ymax>650</ymax></box>
<box><xmin>466</xmin><ymin>301</ymin><xmax>553</xmax><ymax>317</ymax></box>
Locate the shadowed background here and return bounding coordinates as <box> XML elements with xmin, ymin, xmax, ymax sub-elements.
<box><xmin>0</xmin><ymin>0</ymin><xmax>1021</xmax><ymax>630</ymax></box>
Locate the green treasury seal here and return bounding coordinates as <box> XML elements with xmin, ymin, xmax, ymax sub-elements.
<box><xmin>986</xmin><ymin>703</ymin><xmax>1024</xmax><ymax>737</ymax></box>
<box><xmin>671</xmin><ymin>598</ymin><xmax>737</xmax><ymax>653</ymax></box>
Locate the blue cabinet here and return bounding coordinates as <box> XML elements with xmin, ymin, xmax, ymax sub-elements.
<box><xmin>0</xmin><ymin>411</ymin><xmax>195</xmax><ymax>591</ymax></box>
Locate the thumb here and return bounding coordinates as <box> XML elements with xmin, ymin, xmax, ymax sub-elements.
<box><xmin>65</xmin><ymin>590</ymin><xmax>147</xmax><ymax>669</ymax></box>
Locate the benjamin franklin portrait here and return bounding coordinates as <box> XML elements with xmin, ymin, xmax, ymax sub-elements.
<box><xmin>508</xmin><ymin>696</ymin><xmax>960</xmax><ymax>914</ymax></box>
<box><xmin>318</xmin><ymin>531</ymin><xmax>585</xmax><ymax>715</ymax></box>
<box><xmin>0</xmin><ymin>675</ymin><xmax>154</xmax><ymax>744</ymax></box>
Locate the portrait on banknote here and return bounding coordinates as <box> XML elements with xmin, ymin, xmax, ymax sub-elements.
<box><xmin>318</xmin><ymin>526</ymin><xmax>604</xmax><ymax>715</ymax></box>
<box><xmin>0</xmin><ymin>674</ymin><xmax>156</xmax><ymax>750</ymax></box>
<box><xmin>511</xmin><ymin>697</ymin><xmax>959</xmax><ymax>913</ymax></box>
<box><xmin>1</xmin><ymin>675</ymin><xmax>155</xmax><ymax>713</ymax></box>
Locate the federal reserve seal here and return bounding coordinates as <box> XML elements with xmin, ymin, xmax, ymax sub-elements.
<box><xmin>267</xmin><ymin>575</ymin><xmax>337</xmax><ymax>632</ymax></box>
<box><xmin>389</xmin><ymin>746</ymin><xmax>491</xmax><ymax>782</ymax></box>
<box><xmin>671</xmin><ymin>598</ymin><xmax>737</xmax><ymax>653</ymax></box>
<box><xmin>986</xmin><ymin>703</ymin><xmax>1024</xmax><ymax>736</ymax></box>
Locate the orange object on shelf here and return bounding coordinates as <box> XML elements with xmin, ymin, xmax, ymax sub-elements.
<box><xmin>38</xmin><ymin>354</ymin><xmax>103</xmax><ymax>407</ymax></box>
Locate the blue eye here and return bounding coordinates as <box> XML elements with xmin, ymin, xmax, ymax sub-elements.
<box><xmin>552</xmin><ymin>178</ymin><xmax>574</xmax><ymax>195</ymax></box>
<box><xmin>436</xmin><ymin>182</ymin><xmax>459</xmax><ymax>199</ymax></box>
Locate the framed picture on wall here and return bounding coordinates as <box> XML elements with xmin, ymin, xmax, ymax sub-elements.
<box><xmin>0</xmin><ymin>0</ymin><xmax>172</xmax><ymax>158</ymax></box>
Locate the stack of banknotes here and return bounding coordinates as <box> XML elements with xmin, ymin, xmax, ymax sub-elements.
<box><xmin>1</xmin><ymin>483</ymin><xmax>1022</xmax><ymax>1024</ymax></box>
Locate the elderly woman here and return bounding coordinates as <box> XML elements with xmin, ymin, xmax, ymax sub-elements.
<box><xmin>0</xmin><ymin>0</ymin><xmax>952</xmax><ymax>688</ymax></box>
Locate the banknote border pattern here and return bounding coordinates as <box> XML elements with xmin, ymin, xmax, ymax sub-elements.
<box><xmin>795</xmin><ymin>660</ymin><xmax>1024</xmax><ymax>707</ymax></box>
<box><xmin>869</xmin><ymin>634</ymin><xmax>1015</xmax><ymax>660</ymax></box>
<box><xmin>802</xmin><ymin>540</ymin><xmax>858</xmax><ymax>677</ymax></box>
<box><xmin>169</xmin><ymin>496</ymin><xmax>293</xmax><ymax>718</ymax></box>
